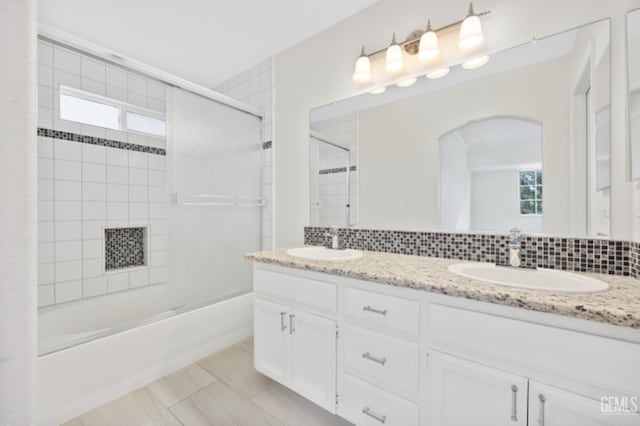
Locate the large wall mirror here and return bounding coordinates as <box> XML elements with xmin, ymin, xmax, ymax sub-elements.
<box><xmin>628</xmin><ymin>9</ymin><xmax>640</xmax><ymax>182</ymax></box>
<box><xmin>309</xmin><ymin>19</ymin><xmax>611</xmax><ymax>237</ymax></box>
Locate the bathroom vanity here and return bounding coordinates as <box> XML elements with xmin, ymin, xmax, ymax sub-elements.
<box><xmin>246</xmin><ymin>249</ymin><xmax>640</xmax><ymax>426</ymax></box>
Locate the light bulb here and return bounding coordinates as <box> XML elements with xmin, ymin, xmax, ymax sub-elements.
<box><xmin>459</xmin><ymin>3</ymin><xmax>484</xmax><ymax>49</ymax></box>
<box><xmin>396</xmin><ymin>77</ymin><xmax>417</xmax><ymax>88</ymax></box>
<box><xmin>385</xmin><ymin>33</ymin><xmax>405</xmax><ymax>73</ymax></box>
<box><xmin>426</xmin><ymin>67</ymin><xmax>450</xmax><ymax>79</ymax></box>
<box><xmin>369</xmin><ymin>87</ymin><xmax>386</xmax><ymax>95</ymax></box>
<box><xmin>462</xmin><ymin>55</ymin><xmax>490</xmax><ymax>69</ymax></box>
<box><xmin>352</xmin><ymin>46</ymin><xmax>372</xmax><ymax>83</ymax></box>
<box><xmin>418</xmin><ymin>20</ymin><xmax>439</xmax><ymax>61</ymax></box>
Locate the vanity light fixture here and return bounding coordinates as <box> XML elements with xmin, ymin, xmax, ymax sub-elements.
<box><xmin>396</xmin><ymin>77</ymin><xmax>418</xmax><ymax>88</ymax></box>
<box><xmin>369</xmin><ymin>87</ymin><xmax>387</xmax><ymax>95</ymax></box>
<box><xmin>418</xmin><ymin>20</ymin><xmax>439</xmax><ymax>61</ymax></box>
<box><xmin>352</xmin><ymin>46</ymin><xmax>372</xmax><ymax>83</ymax></box>
<box><xmin>426</xmin><ymin>67</ymin><xmax>451</xmax><ymax>79</ymax></box>
<box><xmin>462</xmin><ymin>55</ymin><xmax>490</xmax><ymax>69</ymax></box>
<box><xmin>459</xmin><ymin>2</ymin><xmax>485</xmax><ymax>49</ymax></box>
<box><xmin>385</xmin><ymin>33</ymin><xmax>405</xmax><ymax>73</ymax></box>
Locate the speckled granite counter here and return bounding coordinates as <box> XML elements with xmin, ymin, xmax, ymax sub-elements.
<box><xmin>245</xmin><ymin>248</ymin><xmax>640</xmax><ymax>329</ymax></box>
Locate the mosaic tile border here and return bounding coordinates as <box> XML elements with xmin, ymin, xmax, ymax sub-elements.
<box><xmin>37</xmin><ymin>128</ymin><xmax>166</xmax><ymax>156</ymax></box>
<box><xmin>319</xmin><ymin>165</ymin><xmax>357</xmax><ymax>175</ymax></box>
<box><xmin>304</xmin><ymin>227</ymin><xmax>634</xmax><ymax>277</ymax></box>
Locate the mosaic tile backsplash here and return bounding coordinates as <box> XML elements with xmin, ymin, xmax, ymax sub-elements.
<box><xmin>304</xmin><ymin>227</ymin><xmax>637</xmax><ymax>277</ymax></box>
<box><xmin>105</xmin><ymin>227</ymin><xmax>146</xmax><ymax>271</ymax></box>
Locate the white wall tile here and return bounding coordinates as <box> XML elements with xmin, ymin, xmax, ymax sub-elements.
<box><xmin>81</xmin><ymin>78</ymin><xmax>106</xmax><ymax>96</ymax></box>
<box><xmin>38</xmin><ymin>41</ymin><xmax>53</xmax><ymax>66</ymax></box>
<box><xmin>106</xmin><ymin>85</ymin><xmax>127</xmax><ymax>102</ymax></box>
<box><xmin>39</xmin><ymin>222</ymin><xmax>55</xmax><ymax>242</ymax></box>
<box><xmin>107</xmin><ymin>202</ymin><xmax>128</xmax><ymax>221</ymax></box>
<box><xmin>54</xmin><ymin>181</ymin><xmax>81</xmax><ymax>201</ymax></box>
<box><xmin>53</xmin><ymin>47</ymin><xmax>81</xmax><ymax>74</ymax></box>
<box><xmin>53</xmin><ymin>68</ymin><xmax>81</xmax><ymax>90</ymax></box>
<box><xmin>151</xmin><ymin>251</ymin><xmax>167</xmax><ymax>267</ymax></box>
<box><xmin>149</xmin><ymin>220</ymin><xmax>168</xmax><ymax>236</ymax></box>
<box><xmin>38</xmin><ymin>136</ymin><xmax>54</xmax><ymax>158</ymax></box>
<box><xmin>127</xmin><ymin>72</ymin><xmax>147</xmax><ymax>95</ymax></box>
<box><xmin>38</xmin><ymin>85</ymin><xmax>53</xmax><ymax>109</ymax></box>
<box><xmin>148</xmin><ymin>155</ymin><xmax>165</xmax><ymax>170</ymax></box>
<box><xmin>55</xmin><ymin>280</ymin><xmax>82</xmax><ymax>303</ymax></box>
<box><xmin>38</xmin><ymin>158</ymin><xmax>54</xmax><ymax>179</ymax></box>
<box><xmin>149</xmin><ymin>267</ymin><xmax>166</xmax><ymax>284</ymax></box>
<box><xmin>38</xmin><ymin>263</ymin><xmax>55</xmax><ymax>285</ymax></box>
<box><xmin>106</xmin><ymin>147</ymin><xmax>128</xmax><ymax>166</ymax></box>
<box><xmin>106</xmin><ymin>165</ymin><xmax>128</xmax><ymax>184</ymax></box>
<box><xmin>148</xmin><ymin>170</ymin><xmax>165</xmax><ymax>187</ymax></box>
<box><xmin>83</xmin><ymin>201</ymin><xmax>106</xmax><ymax>221</ymax></box>
<box><xmin>55</xmin><ymin>221</ymin><xmax>82</xmax><ymax>241</ymax></box>
<box><xmin>147</xmin><ymin>81</ymin><xmax>165</xmax><ymax>101</ymax></box>
<box><xmin>129</xmin><ymin>185</ymin><xmax>148</xmax><ymax>202</ymax></box>
<box><xmin>129</xmin><ymin>168</ymin><xmax>147</xmax><ymax>186</ymax></box>
<box><xmin>107</xmin><ymin>273</ymin><xmax>129</xmax><ymax>292</ymax></box>
<box><xmin>129</xmin><ymin>269</ymin><xmax>149</xmax><ymax>288</ymax></box>
<box><xmin>55</xmin><ymin>201</ymin><xmax>81</xmax><ymax>221</ymax></box>
<box><xmin>82</xmin><ymin>239</ymin><xmax>102</xmax><ymax>259</ymax></box>
<box><xmin>83</xmin><ymin>258</ymin><xmax>103</xmax><ymax>278</ymax></box>
<box><xmin>150</xmin><ymin>235</ymin><xmax>167</xmax><ymax>251</ymax></box>
<box><xmin>54</xmin><ymin>159</ymin><xmax>82</xmax><ymax>181</ymax></box>
<box><xmin>38</xmin><ymin>242</ymin><xmax>55</xmax><ymax>264</ymax></box>
<box><xmin>106</xmin><ymin>66</ymin><xmax>126</xmax><ymax>88</ymax></box>
<box><xmin>55</xmin><ymin>260</ymin><xmax>82</xmax><ymax>282</ymax></box>
<box><xmin>82</xmin><ymin>182</ymin><xmax>106</xmax><ymax>201</ymax></box>
<box><xmin>38</xmin><ymin>285</ymin><xmax>55</xmax><ymax>307</ymax></box>
<box><xmin>128</xmin><ymin>151</ymin><xmax>147</xmax><ymax>169</ymax></box>
<box><xmin>146</xmin><ymin>137</ymin><xmax>165</xmax><ymax>149</ymax></box>
<box><xmin>83</xmin><ymin>163</ymin><xmax>106</xmax><ymax>183</ymax></box>
<box><xmin>149</xmin><ymin>203</ymin><xmax>167</xmax><ymax>219</ymax></box>
<box><xmin>148</xmin><ymin>187</ymin><xmax>165</xmax><ymax>203</ymax></box>
<box><xmin>82</xmin><ymin>221</ymin><xmax>104</xmax><ymax>240</ymax></box>
<box><xmin>38</xmin><ymin>179</ymin><xmax>54</xmax><ymax>200</ymax></box>
<box><xmin>83</xmin><ymin>277</ymin><xmax>107</xmax><ymax>297</ymax></box>
<box><xmin>127</xmin><ymin>92</ymin><xmax>147</xmax><ymax>108</ymax></box>
<box><xmin>107</xmin><ymin>184</ymin><xmax>128</xmax><ymax>202</ymax></box>
<box><xmin>82</xmin><ymin>57</ymin><xmax>106</xmax><ymax>82</ymax></box>
<box><xmin>147</xmin><ymin>99</ymin><xmax>165</xmax><ymax>113</ymax></box>
<box><xmin>55</xmin><ymin>241</ymin><xmax>82</xmax><ymax>262</ymax></box>
<box><xmin>129</xmin><ymin>203</ymin><xmax>148</xmax><ymax>220</ymax></box>
<box><xmin>81</xmin><ymin>144</ymin><xmax>106</xmax><ymax>164</ymax></box>
<box><xmin>38</xmin><ymin>106</ymin><xmax>54</xmax><ymax>129</ymax></box>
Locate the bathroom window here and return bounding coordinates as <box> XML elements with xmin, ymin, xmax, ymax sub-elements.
<box><xmin>519</xmin><ymin>170</ymin><xmax>543</xmax><ymax>215</ymax></box>
<box><xmin>59</xmin><ymin>85</ymin><xmax>166</xmax><ymax>137</ymax></box>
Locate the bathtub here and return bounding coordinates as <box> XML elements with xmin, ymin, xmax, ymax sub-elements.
<box><xmin>37</xmin><ymin>289</ymin><xmax>253</xmax><ymax>425</ymax></box>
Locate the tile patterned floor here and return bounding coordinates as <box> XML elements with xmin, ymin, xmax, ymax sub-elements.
<box><xmin>63</xmin><ymin>337</ymin><xmax>352</xmax><ymax>426</ymax></box>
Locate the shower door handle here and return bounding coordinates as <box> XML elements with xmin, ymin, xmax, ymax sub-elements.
<box><xmin>280</xmin><ymin>312</ymin><xmax>287</xmax><ymax>332</ymax></box>
<box><xmin>289</xmin><ymin>314</ymin><xmax>295</xmax><ymax>334</ymax></box>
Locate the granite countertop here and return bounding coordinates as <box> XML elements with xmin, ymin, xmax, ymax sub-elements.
<box><xmin>245</xmin><ymin>248</ymin><xmax>640</xmax><ymax>329</ymax></box>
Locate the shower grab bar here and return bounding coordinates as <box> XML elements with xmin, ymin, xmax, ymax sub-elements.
<box><xmin>173</xmin><ymin>193</ymin><xmax>266</xmax><ymax>207</ymax></box>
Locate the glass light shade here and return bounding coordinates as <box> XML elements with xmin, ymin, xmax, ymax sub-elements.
<box><xmin>418</xmin><ymin>30</ymin><xmax>439</xmax><ymax>61</ymax></box>
<box><xmin>462</xmin><ymin>55</ymin><xmax>490</xmax><ymax>69</ymax></box>
<box><xmin>396</xmin><ymin>77</ymin><xmax>417</xmax><ymax>88</ymax></box>
<box><xmin>426</xmin><ymin>67</ymin><xmax>450</xmax><ymax>79</ymax></box>
<box><xmin>352</xmin><ymin>55</ymin><xmax>372</xmax><ymax>83</ymax></box>
<box><xmin>369</xmin><ymin>86</ymin><xmax>386</xmax><ymax>95</ymax></box>
<box><xmin>459</xmin><ymin>14</ymin><xmax>484</xmax><ymax>49</ymax></box>
<box><xmin>386</xmin><ymin>43</ymin><xmax>405</xmax><ymax>73</ymax></box>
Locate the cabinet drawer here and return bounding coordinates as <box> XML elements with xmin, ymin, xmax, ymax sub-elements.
<box><xmin>344</xmin><ymin>325</ymin><xmax>419</xmax><ymax>397</ymax></box>
<box><xmin>344</xmin><ymin>287</ymin><xmax>419</xmax><ymax>337</ymax></box>
<box><xmin>254</xmin><ymin>268</ymin><xmax>336</xmax><ymax>315</ymax></box>
<box><xmin>343</xmin><ymin>374</ymin><xmax>419</xmax><ymax>426</ymax></box>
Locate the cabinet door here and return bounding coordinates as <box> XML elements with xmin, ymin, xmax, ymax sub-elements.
<box><xmin>254</xmin><ymin>298</ymin><xmax>290</xmax><ymax>385</ymax></box>
<box><xmin>428</xmin><ymin>351</ymin><xmax>528</xmax><ymax>426</ymax></box>
<box><xmin>529</xmin><ymin>382</ymin><xmax>640</xmax><ymax>426</ymax></box>
<box><xmin>290</xmin><ymin>309</ymin><xmax>337</xmax><ymax>413</ymax></box>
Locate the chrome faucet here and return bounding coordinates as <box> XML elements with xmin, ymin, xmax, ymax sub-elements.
<box><xmin>324</xmin><ymin>226</ymin><xmax>340</xmax><ymax>249</ymax></box>
<box><xmin>508</xmin><ymin>228</ymin><xmax>522</xmax><ymax>267</ymax></box>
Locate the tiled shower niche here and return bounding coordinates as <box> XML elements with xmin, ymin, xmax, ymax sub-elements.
<box><xmin>105</xmin><ymin>227</ymin><xmax>147</xmax><ymax>271</ymax></box>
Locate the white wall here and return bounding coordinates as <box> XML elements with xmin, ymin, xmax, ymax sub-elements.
<box><xmin>439</xmin><ymin>134</ymin><xmax>471</xmax><ymax>230</ymax></box>
<box><xmin>0</xmin><ymin>0</ymin><xmax>37</xmax><ymax>423</ymax></box>
<box><xmin>273</xmin><ymin>0</ymin><xmax>639</xmax><ymax>245</ymax></box>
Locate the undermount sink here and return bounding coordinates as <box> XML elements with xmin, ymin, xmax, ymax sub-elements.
<box><xmin>448</xmin><ymin>262</ymin><xmax>609</xmax><ymax>293</ymax></box>
<box><xmin>286</xmin><ymin>246</ymin><xmax>364</xmax><ymax>261</ymax></box>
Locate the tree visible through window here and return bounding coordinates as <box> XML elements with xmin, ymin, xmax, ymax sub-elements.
<box><xmin>519</xmin><ymin>170</ymin><xmax>543</xmax><ymax>215</ymax></box>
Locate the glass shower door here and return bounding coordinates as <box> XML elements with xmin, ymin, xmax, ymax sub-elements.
<box><xmin>167</xmin><ymin>87</ymin><xmax>262</xmax><ymax>310</ymax></box>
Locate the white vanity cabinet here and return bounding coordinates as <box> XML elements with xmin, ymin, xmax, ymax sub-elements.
<box><xmin>251</xmin><ymin>264</ymin><xmax>640</xmax><ymax>426</ymax></box>
<box><xmin>253</xmin><ymin>268</ymin><xmax>338</xmax><ymax>413</ymax></box>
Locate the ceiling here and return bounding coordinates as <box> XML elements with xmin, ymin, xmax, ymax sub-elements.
<box><xmin>38</xmin><ymin>0</ymin><xmax>379</xmax><ymax>88</ymax></box>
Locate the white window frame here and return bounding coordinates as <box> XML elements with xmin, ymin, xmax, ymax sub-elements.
<box><xmin>519</xmin><ymin>169</ymin><xmax>543</xmax><ymax>216</ymax></box>
<box><xmin>59</xmin><ymin>85</ymin><xmax>166</xmax><ymax>137</ymax></box>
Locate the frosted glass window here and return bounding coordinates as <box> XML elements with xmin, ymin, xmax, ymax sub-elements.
<box><xmin>59</xmin><ymin>93</ymin><xmax>120</xmax><ymax>129</ymax></box>
<box><xmin>126</xmin><ymin>112</ymin><xmax>166</xmax><ymax>137</ymax></box>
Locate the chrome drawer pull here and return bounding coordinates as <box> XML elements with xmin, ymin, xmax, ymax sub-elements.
<box><xmin>362</xmin><ymin>352</ymin><xmax>386</xmax><ymax>365</ymax></box>
<box><xmin>362</xmin><ymin>406</ymin><xmax>387</xmax><ymax>424</ymax></box>
<box><xmin>289</xmin><ymin>314</ymin><xmax>295</xmax><ymax>334</ymax></box>
<box><xmin>539</xmin><ymin>394</ymin><xmax>546</xmax><ymax>426</ymax></box>
<box><xmin>510</xmin><ymin>385</ymin><xmax>518</xmax><ymax>421</ymax></box>
<box><xmin>363</xmin><ymin>305</ymin><xmax>387</xmax><ymax>316</ymax></box>
<box><xmin>280</xmin><ymin>312</ymin><xmax>287</xmax><ymax>331</ymax></box>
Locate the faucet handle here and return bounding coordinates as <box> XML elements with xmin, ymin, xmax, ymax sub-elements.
<box><xmin>509</xmin><ymin>227</ymin><xmax>522</xmax><ymax>235</ymax></box>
